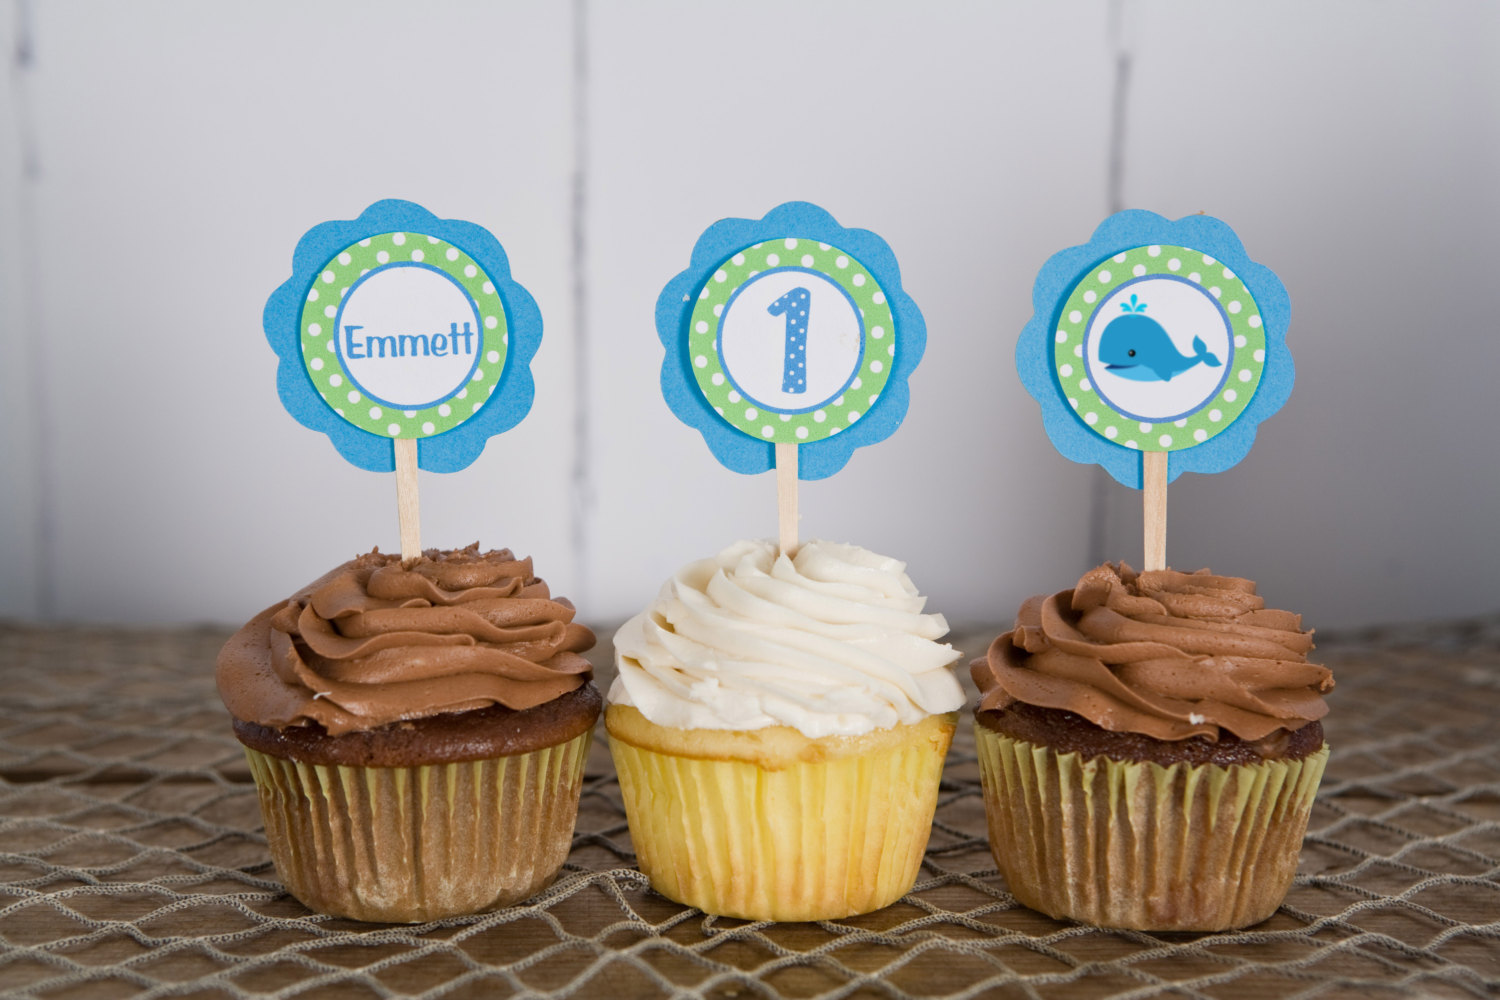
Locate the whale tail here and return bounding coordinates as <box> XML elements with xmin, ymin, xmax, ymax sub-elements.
<box><xmin>1193</xmin><ymin>336</ymin><xmax>1222</xmax><ymax>368</ymax></box>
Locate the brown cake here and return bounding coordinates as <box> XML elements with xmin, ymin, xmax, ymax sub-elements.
<box><xmin>970</xmin><ymin>563</ymin><xmax>1333</xmax><ymax>932</ymax></box>
<box><xmin>217</xmin><ymin>545</ymin><xmax>598</xmax><ymax>923</ymax></box>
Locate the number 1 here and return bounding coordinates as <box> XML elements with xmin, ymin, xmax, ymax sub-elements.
<box><xmin>768</xmin><ymin>287</ymin><xmax>810</xmax><ymax>394</ymax></box>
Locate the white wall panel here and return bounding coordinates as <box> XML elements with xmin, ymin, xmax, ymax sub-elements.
<box><xmin>26</xmin><ymin>1</ymin><xmax>579</xmax><ymax>623</ymax></box>
<box><xmin>583</xmin><ymin>1</ymin><xmax>1116</xmax><ymax>625</ymax></box>
<box><xmin>1098</xmin><ymin>1</ymin><xmax>1500</xmax><ymax>629</ymax></box>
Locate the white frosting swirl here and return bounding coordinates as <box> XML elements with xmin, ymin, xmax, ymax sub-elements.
<box><xmin>610</xmin><ymin>539</ymin><xmax>965</xmax><ymax>738</ymax></box>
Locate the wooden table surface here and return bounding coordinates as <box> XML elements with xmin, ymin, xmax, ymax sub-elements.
<box><xmin>1</xmin><ymin>618</ymin><xmax>1498</xmax><ymax>999</ymax></box>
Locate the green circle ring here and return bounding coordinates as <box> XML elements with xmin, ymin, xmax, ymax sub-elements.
<box><xmin>1052</xmin><ymin>244</ymin><xmax>1266</xmax><ymax>452</ymax></box>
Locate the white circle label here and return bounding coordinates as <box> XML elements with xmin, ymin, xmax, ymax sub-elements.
<box><xmin>1083</xmin><ymin>276</ymin><xmax>1233</xmax><ymax>422</ymax></box>
<box><xmin>335</xmin><ymin>264</ymin><xmax>481</xmax><ymax>410</ymax></box>
<box><xmin>717</xmin><ymin>269</ymin><xmax>862</xmax><ymax>412</ymax></box>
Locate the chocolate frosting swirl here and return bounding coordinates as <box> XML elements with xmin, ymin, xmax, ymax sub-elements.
<box><xmin>971</xmin><ymin>564</ymin><xmax>1332</xmax><ymax>742</ymax></box>
<box><xmin>217</xmin><ymin>546</ymin><xmax>595</xmax><ymax>736</ymax></box>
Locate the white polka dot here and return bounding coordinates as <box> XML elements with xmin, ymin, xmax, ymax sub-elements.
<box><xmin>745</xmin><ymin>407</ymin><xmax>758</xmax><ymax>420</ymax></box>
<box><xmin>321</xmin><ymin>270</ymin><xmax>335</xmax><ymax>284</ymax></box>
<box><xmin>376</xmin><ymin>251</ymin><xmax>390</xmax><ymax>264</ymax></box>
<box><xmin>1209</xmin><ymin>409</ymin><xmax>1221</xmax><ymax>422</ymax></box>
<box><xmin>1113</xmin><ymin>253</ymin><xmax>1127</xmax><ymax>263</ymax></box>
<box><xmin>1056</xmin><ymin>331</ymin><xmax>1068</xmax><ymax>344</ymax></box>
<box><xmin>732</xmin><ymin>253</ymin><xmax>745</xmax><ymax>265</ymax></box>
<box><xmin>1234</xmin><ymin>335</ymin><xmax>1248</xmax><ymax>348</ymax></box>
<box><xmin>1125</xmin><ymin>440</ymin><xmax>1138</xmax><ymax>449</ymax></box>
<box><xmin>387</xmin><ymin>423</ymin><xmax>400</xmax><ymax>435</ymax></box>
<box><xmin>1069</xmin><ymin>398</ymin><xmax>1078</xmax><ymax>409</ymax></box>
<box><xmin>1133</xmin><ymin>264</ymin><xmax>1146</xmax><ymax>277</ymax></box>
<box><xmin>338</xmin><ymin>286</ymin><xmax>348</xmax><ymax>299</ymax></box>
<box><xmin>388</xmin><ymin>233</ymin><xmax>404</xmax><ymax>246</ymax></box>
<box><xmin>801</xmin><ymin>254</ymin><xmax>814</xmax><ymax>267</ymax></box>
<box><xmin>1158</xmin><ymin>434</ymin><xmax>1172</xmax><ymax>447</ymax></box>
<box><xmin>1068</xmin><ymin>310</ymin><xmax>1082</xmax><ymax>324</ymax></box>
<box><xmin>1084</xmin><ymin>412</ymin><xmax>1098</xmax><ymax>425</ymax></box>
<box><xmin>695</xmin><ymin>320</ymin><xmax>708</xmax><ymax>334</ymax></box>
<box><xmin>485</xmin><ymin>316</ymin><xmax>498</xmax><ymax>329</ymax></box>
<box><xmin>761</xmin><ymin>426</ymin><xmax>774</xmax><ymax>438</ymax></box>
<box><xmin>1238</xmin><ymin>369</ymin><xmax>1252</xmax><ymax>382</ymax></box>
<box><xmin>404</xmin><ymin>410</ymin><xmax>416</xmax><ymax>418</ymax></box>
<box><xmin>871</xmin><ymin>360</ymin><xmax>884</xmax><ymax>373</ymax></box>
<box><xmin>694</xmin><ymin>355</ymin><xmax>707</xmax><ymax>368</ymax></box>
<box><xmin>359</xmin><ymin>238</ymin><xmax>371</xmax><ymax>247</ymax></box>
<box><xmin>714</xmin><ymin>269</ymin><xmax>727</xmax><ymax>283</ymax></box>
<box><xmin>369</xmin><ymin>406</ymin><xmax>382</xmax><ymax>419</ymax></box>
<box><xmin>796</xmin><ymin>426</ymin><xmax>808</xmax><ymax>440</ymax></box>
<box><xmin>310</xmin><ymin>357</ymin><xmax>324</xmax><ymax>371</ymax></box>
<box><xmin>446</xmin><ymin>247</ymin><xmax>459</xmax><ymax>261</ymax></box>
<box><xmin>713</xmin><ymin>304</ymin><xmax>724</xmax><ymax>317</ymax></box>
<box><xmin>835</xmin><ymin>256</ymin><xmax>848</xmax><ymax>269</ymax></box>
<box><xmin>482</xmin><ymin>281</ymin><xmax>494</xmax><ymax>295</ymax></box>
<box><xmin>410</xmin><ymin>249</ymin><xmax>424</xmax><ymax>262</ymax></box>
<box><xmin>1222</xmin><ymin>267</ymin><xmax>1235</xmax><ymax>280</ymax></box>
<box><xmin>1227</xmin><ymin>301</ymin><xmax>1242</xmax><ymax>314</ymax></box>
<box><xmin>1175</xmin><ymin>418</ymin><xmax>1188</xmax><ymax>428</ymax></box>
<box><xmin>1254</xmin><ymin>349</ymin><xmax>1265</xmax><ymax>363</ymax></box>
<box><xmin>329</xmin><ymin>374</ymin><xmax>342</xmax><ymax>387</ymax></box>
<box><xmin>337</xmin><ymin>252</ymin><xmax>352</xmax><ymax>266</ymax></box>
<box><xmin>848</xmin><ymin>411</ymin><xmax>860</xmax><ymax>423</ymax></box>
<box><xmin>1223</xmin><ymin>389</ymin><xmax>1238</xmax><ymax>403</ymax></box>
<box><xmin>1060</xmin><ymin>364</ymin><xmax>1073</xmax><ymax>377</ymax></box>
<box><xmin>871</xmin><ymin>326</ymin><xmax>885</xmax><ymax>339</ymax></box>
<box><xmin>423</xmin><ymin>422</ymin><xmax>435</xmax><ymax>434</ymax></box>
<box><xmin>324</xmin><ymin>305</ymin><xmax>337</xmax><ymax>319</ymax></box>
<box><xmin>457</xmin><ymin>388</ymin><xmax>468</xmax><ymax>399</ymax></box>
<box><xmin>1083</xmin><ymin>290</ymin><xmax>1097</xmax><ymax>304</ymax></box>
<box><xmin>471</xmin><ymin>368</ymin><xmax>484</xmax><ymax>382</ymax></box>
<box><xmin>784</xmin><ymin>238</ymin><xmax>798</xmax><ymax>250</ymax></box>
<box><xmin>1194</xmin><ymin>429</ymin><xmax>1208</xmax><ymax>442</ymax></box>
<box><xmin>714</xmin><ymin>407</ymin><xmax>723</xmax><ymax>416</ymax></box>
<box><xmin>307</xmin><ymin>288</ymin><xmax>319</xmax><ymax>302</ymax></box>
<box><xmin>779</xmin><ymin>413</ymin><xmax>791</xmax><ymax>422</ymax></box>
<box><xmin>1148</xmin><ymin>246</ymin><xmax>1161</xmax><ymax>257</ymax></box>
<box><xmin>308</xmin><ymin>323</ymin><xmax>322</xmax><ymax>336</ymax></box>
<box><xmin>766</xmin><ymin>253</ymin><xmax>780</xmax><ymax>267</ymax></box>
<box><xmin>703</xmin><ymin>372</ymin><xmax>720</xmax><ymax>387</ymax></box>
<box><xmin>814</xmin><ymin>410</ymin><xmax>827</xmax><ymax>423</ymax></box>
<box><xmin>851</xmin><ymin>377</ymin><xmax>863</xmax><ymax>390</ymax></box>
<box><xmin>439</xmin><ymin>404</ymin><xmax>452</xmax><ymax>416</ymax></box>
<box><xmin>1105</xmin><ymin>426</ymin><xmax>1118</xmax><ymax>439</ymax></box>
<box><xmin>1168</xmin><ymin>258</ymin><xmax>1181</xmax><ymax>271</ymax></box>
<box><xmin>1209</xmin><ymin>286</ymin><xmax>1222</xmax><ymax>299</ymax></box>
<box><xmin>1073</xmin><ymin>345</ymin><xmax>1082</xmax><ymax>358</ymax></box>
<box><xmin>852</xmin><ymin>274</ymin><xmax>866</xmax><ymax>287</ymax></box>
<box><xmin>1202</xmin><ymin>254</ymin><xmax>1215</xmax><ymax>265</ymax></box>
<box><xmin>835</xmin><ymin>395</ymin><xmax>844</xmax><ymax>406</ymax></box>
<box><xmin>325</xmin><ymin>339</ymin><xmax>335</xmax><ymax>353</ymax></box>
<box><xmin>1139</xmin><ymin>422</ymin><xmax>1152</xmax><ymax>432</ymax></box>
<box><xmin>471</xmin><ymin>401</ymin><xmax>482</xmax><ymax>413</ymax></box>
<box><xmin>1188</xmin><ymin>272</ymin><xmax>1201</xmax><ymax>283</ymax></box>
<box><xmin>888</xmin><ymin>344</ymin><xmax>894</xmax><ymax>356</ymax></box>
<box><xmin>465</xmin><ymin>264</ymin><xmax>478</xmax><ymax>278</ymax></box>
<box><xmin>348</xmin><ymin>390</ymin><xmax>361</xmax><ymax>403</ymax></box>
<box><xmin>1098</xmin><ymin>270</ymin><xmax>1112</xmax><ymax>283</ymax></box>
<box><xmin>872</xmin><ymin>291</ymin><xmax>886</xmax><ymax>304</ymax></box>
<box><xmin>487</xmin><ymin>350</ymin><xmax>501</xmax><ymax>363</ymax></box>
<box><xmin>1079</xmin><ymin>379</ymin><xmax>1091</xmax><ymax>392</ymax></box>
<box><xmin>1249</xmin><ymin>315</ymin><xmax>1263</xmax><ymax>328</ymax></box>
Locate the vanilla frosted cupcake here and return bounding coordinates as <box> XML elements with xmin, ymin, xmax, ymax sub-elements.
<box><xmin>972</xmin><ymin>563</ymin><xmax>1333</xmax><ymax>931</ymax></box>
<box><xmin>608</xmin><ymin>539</ymin><xmax>964</xmax><ymax>921</ymax></box>
<box><xmin>217</xmin><ymin>545</ymin><xmax>598</xmax><ymax>923</ymax></box>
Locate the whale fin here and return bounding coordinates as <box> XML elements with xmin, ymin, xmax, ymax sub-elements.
<box><xmin>1193</xmin><ymin>336</ymin><xmax>1222</xmax><ymax>367</ymax></box>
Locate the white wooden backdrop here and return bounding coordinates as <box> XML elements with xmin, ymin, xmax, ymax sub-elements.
<box><xmin>1</xmin><ymin>1</ymin><xmax>1496</xmax><ymax>631</ymax></box>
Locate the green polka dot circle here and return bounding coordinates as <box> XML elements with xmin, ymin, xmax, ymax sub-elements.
<box><xmin>297</xmin><ymin>232</ymin><xmax>508</xmax><ymax>440</ymax></box>
<box><xmin>1052</xmin><ymin>244</ymin><xmax>1266</xmax><ymax>452</ymax></box>
<box><xmin>688</xmin><ymin>239</ymin><xmax>895</xmax><ymax>445</ymax></box>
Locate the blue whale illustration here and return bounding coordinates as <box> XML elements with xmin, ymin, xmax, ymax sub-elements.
<box><xmin>1097</xmin><ymin>295</ymin><xmax>1221</xmax><ymax>382</ymax></box>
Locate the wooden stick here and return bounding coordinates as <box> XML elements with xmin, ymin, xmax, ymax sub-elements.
<box><xmin>1143</xmin><ymin>450</ymin><xmax>1168</xmax><ymax>571</ymax></box>
<box><xmin>394</xmin><ymin>438</ymin><xmax>421</xmax><ymax>562</ymax></box>
<box><xmin>775</xmin><ymin>442</ymin><xmax>799</xmax><ymax>558</ymax></box>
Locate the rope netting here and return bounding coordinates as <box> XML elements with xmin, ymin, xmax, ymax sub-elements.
<box><xmin>1</xmin><ymin>618</ymin><xmax>1497</xmax><ymax>999</ymax></box>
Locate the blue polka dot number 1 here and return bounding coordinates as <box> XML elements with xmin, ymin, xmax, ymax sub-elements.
<box><xmin>689</xmin><ymin>239</ymin><xmax>895</xmax><ymax>445</ymax></box>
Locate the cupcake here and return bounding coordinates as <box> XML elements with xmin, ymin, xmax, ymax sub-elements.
<box><xmin>607</xmin><ymin>539</ymin><xmax>965</xmax><ymax>922</ymax></box>
<box><xmin>971</xmin><ymin>563</ymin><xmax>1334</xmax><ymax>932</ymax></box>
<box><xmin>216</xmin><ymin>545</ymin><xmax>598</xmax><ymax>923</ymax></box>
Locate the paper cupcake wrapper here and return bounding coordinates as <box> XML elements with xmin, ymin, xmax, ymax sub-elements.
<box><xmin>974</xmin><ymin>723</ymin><xmax>1328</xmax><ymax>932</ymax></box>
<box><xmin>244</xmin><ymin>729</ymin><xmax>591</xmax><ymax>923</ymax></box>
<box><xmin>609</xmin><ymin>720</ymin><xmax>952</xmax><ymax>922</ymax></box>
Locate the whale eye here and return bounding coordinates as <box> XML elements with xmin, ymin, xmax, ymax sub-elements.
<box><xmin>1127</xmin><ymin>349</ymin><xmax>1136</xmax><ymax>357</ymax></box>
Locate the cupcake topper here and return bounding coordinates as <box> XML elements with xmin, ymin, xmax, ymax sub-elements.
<box><xmin>657</xmin><ymin>202</ymin><xmax>927</xmax><ymax>556</ymax></box>
<box><xmin>1018</xmin><ymin>210</ymin><xmax>1292</xmax><ymax>570</ymax></box>
<box><xmin>263</xmin><ymin>200</ymin><xmax>543</xmax><ymax>560</ymax></box>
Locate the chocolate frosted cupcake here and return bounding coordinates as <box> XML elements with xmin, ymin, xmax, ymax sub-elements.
<box><xmin>217</xmin><ymin>545</ymin><xmax>598</xmax><ymax>922</ymax></box>
<box><xmin>971</xmin><ymin>563</ymin><xmax>1333</xmax><ymax>932</ymax></box>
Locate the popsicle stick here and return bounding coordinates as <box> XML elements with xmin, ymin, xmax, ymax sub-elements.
<box><xmin>776</xmin><ymin>442</ymin><xmax>799</xmax><ymax>559</ymax></box>
<box><xmin>1143</xmin><ymin>450</ymin><xmax>1167</xmax><ymax>571</ymax></box>
<box><xmin>394</xmin><ymin>438</ymin><xmax>421</xmax><ymax>562</ymax></box>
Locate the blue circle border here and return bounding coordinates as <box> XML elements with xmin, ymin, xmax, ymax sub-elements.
<box><xmin>264</xmin><ymin>199</ymin><xmax>542</xmax><ymax>473</ymax></box>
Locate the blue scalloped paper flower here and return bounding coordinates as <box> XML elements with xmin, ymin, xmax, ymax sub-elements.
<box><xmin>655</xmin><ymin>202</ymin><xmax>927</xmax><ymax>480</ymax></box>
<box><xmin>1017</xmin><ymin>210</ymin><xmax>1292</xmax><ymax>488</ymax></box>
<box><xmin>262</xmin><ymin>199</ymin><xmax>542</xmax><ymax>473</ymax></box>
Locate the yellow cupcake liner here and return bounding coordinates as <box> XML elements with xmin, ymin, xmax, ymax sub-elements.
<box><xmin>244</xmin><ymin>729</ymin><xmax>591</xmax><ymax>923</ymax></box>
<box><xmin>974</xmin><ymin>722</ymin><xmax>1328</xmax><ymax>931</ymax></box>
<box><xmin>608</xmin><ymin>710</ymin><xmax>955</xmax><ymax>922</ymax></box>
